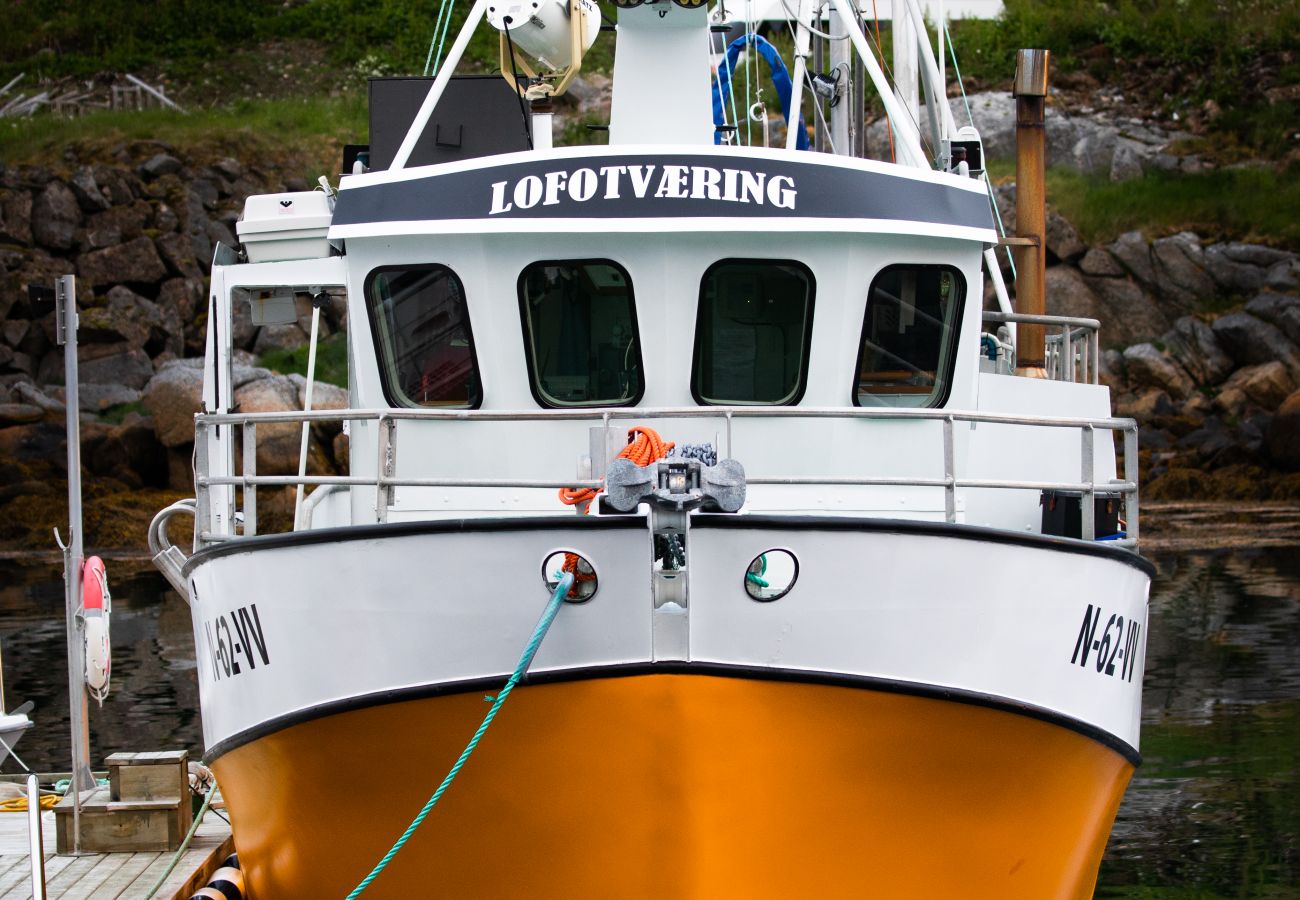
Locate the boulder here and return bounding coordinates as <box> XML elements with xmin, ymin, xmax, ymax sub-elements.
<box><xmin>1176</xmin><ymin>416</ymin><xmax>1236</xmax><ymax>463</ymax></box>
<box><xmin>211</xmin><ymin>158</ymin><xmax>243</xmax><ymax>181</ymax></box>
<box><xmin>234</xmin><ymin>374</ymin><xmax>332</xmax><ymax>475</ymax></box>
<box><xmin>1115</xmin><ymin>387</ymin><xmax>1175</xmax><ymax>422</ymax></box>
<box><xmin>289</xmin><ymin>374</ymin><xmax>348</xmax><ymax>445</ymax></box>
<box><xmin>1264</xmin><ymin>389</ymin><xmax>1300</xmax><ymax>468</ymax></box>
<box><xmin>1107</xmin><ymin>231</ymin><xmax>1157</xmax><ymax>289</ymax></box>
<box><xmin>157</xmin><ymin>277</ymin><xmax>205</xmax><ymax>327</ymax></box>
<box><xmin>1212</xmin><ymin>312</ymin><xmax>1300</xmax><ymax>374</ymax></box>
<box><xmin>69</xmin><ymin>166</ymin><xmax>111</xmax><ymax>212</ymax></box>
<box><xmin>252</xmin><ymin>324</ymin><xmax>308</xmax><ymax>355</ymax></box>
<box><xmin>0</xmin><ymin>403</ymin><xmax>43</xmax><ymax>426</ymax></box>
<box><xmin>1151</xmin><ymin>232</ymin><xmax>1215</xmax><ymax>310</ymax></box>
<box><xmin>77</xmin><ymin>235</ymin><xmax>168</xmax><ymax>288</ymax></box>
<box><xmin>1045</xmin><ymin>210</ymin><xmax>1086</xmax><ymax>262</ymax></box>
<box><xmin>0</xmin><ymin>190</ymin><xmax>32</xmax><ymax>245</ymax></box>
<box><xmin>142</xmin><ymin>362</ymin><xmax>204</xmax><ymax>447</ymax></box>
<box><xmin>1122</xmin><ymin>343</ymin><xmax>1194</xmax><ymax>399</ymax></box>
<box><xmin>1163</xmin><ymin>316</ymin><xmax>1234</xmax><ymax>386</ymax></box>
<box><xmin>1245</xmin><ymin>293</ymin><xmax>1300</xmax><ymax>345</ymax></box>
<box><xmin>1202</xmin><ymin>242</ymin><xmax>1286</xmax><ymax>294</ymax></box>
<box><xmin>92</xmin><ymin>165</ymin><xmax>139</xmax><ymax>206</ymax></box>
<box><xmin>31</xmin><ymin>181</ymin><xmax>81</xmax><ymax>250</ymax></box>
<box><xmin>1081</xmin><ymin>274</ymin><xmax>1170</xmax><ymax>347</ymax></box>
<box><xmin>1098</xmin><ymin>348</ymin><xmax>1127</xmax><ymax>393</ymax></box>
<box><xmin>1045</xmin><ymin>266</ymin><xmax>1103</xmax><ymax>320</ymax></box>
<box><xmin>79</xmin><ymin>347</ymin><xmax>154</xmax><ymax>389</ymax></box>
<box><xmin>155</xmin><ymin>231</ymin><xmax>204</xmax><ymax>280</ymax></box>
<box><xmin>78</xmin><ymin>285</ymin><xmax>168</xmax><ymax>351</ymax></box>
<box><xmin>139</xmin><ymin>154</ymin><xmax>183</xmax><ymax>180</ymax></box>
<box><xmin>1267</xmin><ymin>258</ymin><xmax>1300</xmax><ymax>292</ymax></box>
<box><xmin>0</xmin><ymin>246</ymin><xmax>24</xmax><ymax>271</ymax></box>
<box><xmin>91</xmin><ymin>416</ymin><xmax>168</xmax><ymax>487</ymax></box>
<box><xmin>11</xmin><ymin>381</ymin><xmax>64</xmax><ymax>414</ymax></box>
<box><xmin>1215</xmin><ymin>362</ymin><xmax>1296</xmax><ymax>415</ymax></box>
<box><xmin>82</xmin><ymin>200</ymin><xmax>150</xmax><ymax>250</ymax></box>
<box><xmin>1109</xmin><ymin>140</ymin><xmax>1144</xmax><ymax>181</ymax></box>
<box><xmin>76</xmin><ymin>383</ymin><xmax>142</xmax><ymax>413</ymax></box>
<box><xmin>1078</xmin><ymin>248</ymin><xmax>1124</xmax><ymax>278</ymax></box>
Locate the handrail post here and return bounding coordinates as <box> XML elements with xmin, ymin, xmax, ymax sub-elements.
<box><xmin>1062</xmin><ymin>325</ymin><xmax>1074</xmax><ymax>383</ymax></box>
<box><xmin>243</xmin><ymin>421</ymin><xmax>257</xmax><ymax>537</ymax></box>
<box><xmin>194</xmin><ymin>420</ymin><xmax>210</xmax><ymax>551</ymax></box>
<box><xmin>726</xmin><ymin>411</ymin><xmax>733</xmax><ymax>460</ymax></box>
<box><xmin>943</xmin><ymin>415</ymin><xmax>956</xmax><ymax>523</ymax></box>
<box><xmin>1080</xmin><ymin>425</ymin><xmax>1095</xmax><ymax>540</ymax></box>
<box><xmin>1080</xmin><ymin>328</ymin><xmax>1089</xmax><ymax>384</ymax></box>
<box><xmin>375</xmin><ymin>416</ymin><xmax>395</xmax><ymax>523</ymax></box>
<box><xmin>1124</xmin><ymin>426</ymin><xmax>1139</xmax><ymax>543</ymax></box>
<box><xmin>27</xmin><ymin>774</ymin><xmax>44</xmax><ymax>898</ymax></box>
<box><xmin>1091</xmin><ymin>330</ymin><xmax>1101</xmax><ymax>385</ymax></box>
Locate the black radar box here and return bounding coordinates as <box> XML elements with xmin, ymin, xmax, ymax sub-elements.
<box><xmin>368</xmin><ymin>76</ymin><xmax>532</xmax><ymax>171</ymax></box>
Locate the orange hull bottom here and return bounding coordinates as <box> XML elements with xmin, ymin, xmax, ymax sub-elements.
<box><xmin>211</xmin><ymin>675</ymin><xmax>1133</xmax><ymax>898</ymax></box>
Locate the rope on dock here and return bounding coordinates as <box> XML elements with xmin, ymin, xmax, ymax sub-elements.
<box><xmin>142</xmin><ymin>779</ymin><xmax>219</xmax><ymax>900</ymax></box>
<box><xmin>346</xmin><ymin>571</ymin><xmax>575</xmax><ymax>898</ymax></box>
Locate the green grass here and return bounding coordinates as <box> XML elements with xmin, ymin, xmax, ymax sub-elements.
<box><xmin>0</xmin><ymin>94</ymin><xmax>366</xmax><ymax>177</ymax></box>
<box><xmin>988</xmin><ymin>162</ymin><xmax>1300</xmax><ymax>250</ymax></box>
<box><xmin>257</xmin><ymin>332</ymin><xmax>348</xmax><ymax>387</ymax></box>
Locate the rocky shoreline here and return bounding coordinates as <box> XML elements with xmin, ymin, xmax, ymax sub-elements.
<box><xmin>1</xmin><ymin>135</ymin><xmax>1297</xmax><ymax>551</ymax></box>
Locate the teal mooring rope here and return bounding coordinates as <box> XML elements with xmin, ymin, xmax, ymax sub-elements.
<box><xmin>347</xmin><ymin>571</ymin><xmax>576</xmax><ymax>897</ymax></box>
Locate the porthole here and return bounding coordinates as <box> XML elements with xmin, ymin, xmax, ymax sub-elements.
<box><xmin>744</xmin><ymin>549</ymin><xmax>798</xmax><ymax>602</ymax></box>
<box><xmin>542</xmin><ymin>550</ymin><xmax>597</xmax><ymax>602</ymax></box>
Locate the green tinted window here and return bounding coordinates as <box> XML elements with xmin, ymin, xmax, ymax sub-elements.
<box><xmin>367</xmin><ymin>265</ymin><xmax>481</xmax><ymax>408</ymax></box>
<box><xmin>692</xmin><ymin>260</ymin><xmax>814</xmax><ymax>405</ymax></box>
<box><xmin>855</xmin><ymin>265</ymin><xmax>963</xmax><ymax>407</ymax></box>
<box><xmin>519</xmin><ymin>260</ymin><xmax>643</xmax><ymax>407</ymax></box>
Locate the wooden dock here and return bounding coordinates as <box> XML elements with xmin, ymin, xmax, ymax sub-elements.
<box><xmin>0</xmin><ymin>804</ymin><xmax>231</xmax><ymax>899</ymax></box>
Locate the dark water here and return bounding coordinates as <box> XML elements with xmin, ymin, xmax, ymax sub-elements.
<box><xmin>0</xmin><ymin>538</ymin><xmax>1296</xmax><ymax>896</ymax></box>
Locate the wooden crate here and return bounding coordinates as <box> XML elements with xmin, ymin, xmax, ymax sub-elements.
<box><xmin>54</xmin><ymin>750</ymin><xmax>193</xmax><ymax>853</ymax></box>
<box><xmin>108</xmin><ymin>750</ymin><xmax>189</xmax><ymax>803</ymax></box>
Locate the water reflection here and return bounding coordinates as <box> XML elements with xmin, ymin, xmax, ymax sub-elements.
<box><xmin>0</xmin><ymin>558</ymin><xmax>200</xmax><ymax>772</ymax></box>
<box><xmin>1099</xmin><ymin>546</ymin><xmax>1300</xmax><ymax>896</ymax></box>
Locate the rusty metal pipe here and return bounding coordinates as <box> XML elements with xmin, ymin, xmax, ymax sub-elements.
<box><xmin>1014</xmin><ymin>48</ymin><xmax>1049</xmax><ymax>372</ymax></box>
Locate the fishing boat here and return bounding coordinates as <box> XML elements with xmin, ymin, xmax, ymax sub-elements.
<box><xmin>150</xmin><ymin>0</ymin><xmax>1152</xmax><ymax>895</ymax></box>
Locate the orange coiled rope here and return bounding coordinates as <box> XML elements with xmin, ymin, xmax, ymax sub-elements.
<box><xmin>558</xmin><ymin>426</ymin><xmax>674</xmax><ymax>596</ymax></box>
<box><xmin>558</xmin><ymin>426</ymin><xmax>676</xmax><ymax>515</ymax></box>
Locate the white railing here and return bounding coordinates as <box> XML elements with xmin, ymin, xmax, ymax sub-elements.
<box><xmin>190</xmin><ymin>405</ymin><xmax>1140</xmax><ymax>550</ymax></box>
<box><xmin>982</xmin><ymin>311</ymin><xmax>1102</xmax><ymax>384</ymax></box>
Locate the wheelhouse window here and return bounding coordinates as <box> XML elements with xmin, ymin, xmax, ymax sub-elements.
<box><xmin>518</xmin><ymin>260</ymin><xmax>643</xmax><ymax>407</ymax></box>
<box><xmin>855</xmin><ymin>265</ymin><xmax>964</xmax><ymax>408</ymax></box>
<box><xmin>367</xmin><ymin>265</ymin><xmax>482</xmax><ymax>408</ymax></box>
<box><xmin>692</xmin><ymin>260</ymin><xmax>814</xmax><ymax>405</ymax></box>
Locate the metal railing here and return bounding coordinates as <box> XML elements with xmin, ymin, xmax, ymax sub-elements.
<box><xmin>982</xmin><ymin>311</ymin><xmax>1102</xmax><ymax>384</ymax></box>
<box><xmin>191</xmin><ymin>405</ymin><xmax>1140</xmax><ymax>550</ymax></box>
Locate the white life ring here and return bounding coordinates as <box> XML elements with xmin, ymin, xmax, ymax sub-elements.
<box><xmin>82</xmin><ymin>556</ymin><xmax>111</xmax><ymax>704</ymax></box>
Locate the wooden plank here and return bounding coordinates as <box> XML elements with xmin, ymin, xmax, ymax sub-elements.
<box><xmin>55</xmin><ymin>853</ymin><xmax>128</xmax><ymax>897</ymax></box>
<box><xmin>117</xmin><ymin>767</ymin><xmax>185</xmax><ymax>803</ymax></box>
<box><xmin>157</xmin><ymin>834</ymin><xmax>233</xmax><ymax>900</ymax></box>
<box><xmin>95</xmin><ymin>852</ymin><xmax>159</xmax><ymax>900</ymax></box>
<box><xmin>0</xmin><ymin>856</ymin><xmax>33</xmax><ymax>895</ymax></box>
<box><xmin>116</xmin><ymin>849</ymin><xmax>201</xmax><ymax>900</ymax></box>
<box><xmin>2</xmin><ymin>852</ymin><xmax>71</xmax><ymax>900</ymax></box>
<box><xmin>44</xmin><ymin>854</ymin><xmax>101</xmax><ymax>899</ymax></box>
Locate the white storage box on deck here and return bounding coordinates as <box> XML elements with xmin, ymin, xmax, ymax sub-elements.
<box><xmin>236</xmin><ymin>190</ymin><xmax>334</xmax><ymax>262</ymax></box>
